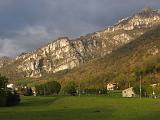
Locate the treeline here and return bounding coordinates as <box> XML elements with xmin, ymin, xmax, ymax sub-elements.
<box><xmin>134</xmin><ymin>55</ymin><xmax>160</xmax><ymax>77</ymax></box>
<box><xmin>34</xmin><ymin>80</ymin><xmax>108</xmax><ymax>96</ymax></box>
<box><xmin>133</xmin><ymin>84</ymin><xmax>160</xmax><ymax>98</ymax></box>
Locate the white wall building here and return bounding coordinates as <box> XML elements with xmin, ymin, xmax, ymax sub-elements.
<box><xmin>122</xmin><ymin>87</ymin><xmax>135</xmax><ymax>97</ymax></box>
<box><xmin>107</xmin><ymin>83</ymin><xmax>117</xmax><ymax>90</ymax></box>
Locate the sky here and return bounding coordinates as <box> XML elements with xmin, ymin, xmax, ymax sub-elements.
<box><xmin>0</xmin><ymin>0</ymin><xmax>159</xmax><ymax>57</ymax></box>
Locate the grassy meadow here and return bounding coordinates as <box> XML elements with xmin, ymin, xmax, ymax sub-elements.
<box><xmin>0</xmin><ymin>96</ymin><xmax>160</xmax><ymax>120</ymax></box>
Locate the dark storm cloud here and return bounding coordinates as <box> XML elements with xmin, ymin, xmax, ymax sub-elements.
<box><xmin>0</xmin><ymin>0</ymin><xmax>159</xmax><ymax>57</ymax></box>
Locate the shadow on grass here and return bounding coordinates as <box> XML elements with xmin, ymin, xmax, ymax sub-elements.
<box><xmin>1</xmin><ymin>106</ymin><xmax>160</xmax><ymax>120</ymax></box>
<box><xmin>0</xmin><ymin>107</ymin><xmax>114</xmax><ymax>120</ymax></box>
<box><xmin>20</xmin><ymin>96</ymin><xmax>64</xmax><ymax>107</ymax></box>
<box><xmin>1</xmin><ymin>96</ymin><xmax>160</xmax><ymax>120</ymax></box>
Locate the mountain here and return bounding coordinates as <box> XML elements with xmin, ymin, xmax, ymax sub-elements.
<box><xmin>0</xmin><ymin>8</ymin><xmax>160</xmax><ymax>81</ymax></box>
<box><xmin>55</xmin><ymin>25</ymin><xmax>160</xmax><ymax>89</ymax></box>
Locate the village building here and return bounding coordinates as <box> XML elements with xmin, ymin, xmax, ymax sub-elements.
<box><xmin>7</xmin><ymin>83</ymin><xmax>14</xmax><ymax>89</ymax></box>
<box><xmin>150</xmin><ymin>84</ymin><xmax>158</xmax><ymax>88</ymax></box>
<box><xmin>107</xmin><ymin>83</ymin><xmax>117</xmax><ymax>91</ymax></box>
<box><xmin>122</xmin><ymin>87</ymin><xmax>135</xmax><ymax>97</ymax></box>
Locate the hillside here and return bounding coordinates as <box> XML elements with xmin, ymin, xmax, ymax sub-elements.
<box><xmin>0</xmin><ymin>56</ymin><xmax>13</xmax><ymax>68</ymax></box>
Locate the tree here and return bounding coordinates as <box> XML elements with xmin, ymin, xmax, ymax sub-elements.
<box><xmin>63</xmin><ymin>81</ymin><xmax>77</xmax><ymax>96</ymax></box>
<box><xmin>45</xmin><ymin>81</ymin><xmax>61</xmax><ymax>95</ymax></box>
<box><xmin>115</xmin><ymin>74</ymin><xmax>126</xmax><ymax>89</ymax></box>
<box><xmin>0</xmin><ymin>74</ymin><xmax>8</xmax><ymax>90</ymax></box>
<box><xmin>145</xmin><ymin>85</ymin><xmax>153</xmax><ymax>96</ymax></box>
<box><xmin>35</xmin><ymin>81</ymin><xmax>61</xmax><ymax>95</ymax></box>
<box><xmin>154</xmin><ymin>85</ymin><xmax>160</xmax><ymax>96</ymax></box>
<box><xmin>134</xmin><ymin>66</ymin><xmax>144</xmax><ymax>80</ymax></box>
<box><xmin>133</xmin><ymin>84</ymin><xmax>148</xmax><ymax>97</ymax></box>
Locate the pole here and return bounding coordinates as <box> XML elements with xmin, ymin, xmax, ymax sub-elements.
<box><xmin>79</xmin><ymin>83</ymin><xmax>81</xmax><ymax>96</ymax></box>
<box><xmin>140</xmin><ymin>75</ymin><xmax>142</xmax><ymax>99</ymax></box>
<box><xmin>44</xmin><ymin>87</ymin><xmax>46</xmax><ymax>96</ymax></box>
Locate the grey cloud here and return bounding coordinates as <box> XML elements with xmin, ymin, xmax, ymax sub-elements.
<box><xmin>0</xmin><ymin>0</ymin><xmax>159</xmax><ymax>57</ymax></box>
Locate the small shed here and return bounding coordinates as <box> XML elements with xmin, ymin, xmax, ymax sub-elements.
<box><xmin>122</xmin><ymin>87</ymin><xmax>135</xmax><ymax>97</ymax></box>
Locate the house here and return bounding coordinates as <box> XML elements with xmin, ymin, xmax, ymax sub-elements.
<box><xmin>107</xmin><ymin>83</ymin><xmax>117</xmax><ymax>90</ymax></box>
<box><xmin>150</xmin><ymin>84</ymin><xmax>158</xmax><ymax>88</ymax></box>
<box><xmin>7</xmin><ymin>83</ymin><xmax>14</xmax><ymax>89</ymax></box>
<box><xmin>122</xmin><ymin>87</ymin><xmax>135</xmax><ymax>97</ymax></box>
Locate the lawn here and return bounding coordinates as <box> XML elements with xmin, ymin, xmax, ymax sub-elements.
<box><xmin>0</xmin><ymin>96</ymin><xmax>160</xmax><ymax>120</ymax></box>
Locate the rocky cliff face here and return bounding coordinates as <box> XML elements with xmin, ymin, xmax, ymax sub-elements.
<box><xmin>4</xmin><ymin>8</ymin><xmax>160</xmax><ymax>78</ymax></box>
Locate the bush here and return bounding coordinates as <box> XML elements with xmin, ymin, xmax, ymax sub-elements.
<box><xmin>133</xmin><ymin>84</ymin><xmax>149</xmax><ymax>97</ymax></box>
<box><xmin>0</xmin><ymin>90</ymin><xmax>20</xmax><ymax>107</ymax></box>
<box><xmin>0</xmin><ymin>75</ymin><xmax>8</xmax><ymax>89</ymax></box>
<box><xmin>83</xmin><ymin>88</ymin><xmax>107</xmax><ymax>95</ymax></box>
<box><xmin>36</xmin><ymin>81</ymin><xmax>61</xmax><ymax>95</ymax></box>
<box><xmin>62</xmin><ymin>81</ymin><xmax>77</xmax><ymax>96</ymax></box>
<box><xmin>0</xmin><ymin>90</ymin><xmax>7</xmax><ymax>106</ymax></box>
<box><xmin>0</xmin><ymin>75</ymin><xmax>20</xmax><ymax>107</ymax></box>
<box><xmin>6</xmin><ymin>91</ymin><xmax>20</xmax><ymax>106</ymax></box>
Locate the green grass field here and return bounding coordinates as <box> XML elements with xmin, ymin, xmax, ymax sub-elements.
<box><xmin>0</xmin><ymin>96</ymin><xmax>160</xmax><ymax>120</ymax></box>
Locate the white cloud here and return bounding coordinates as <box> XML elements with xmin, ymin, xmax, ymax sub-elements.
<box><xmin>0</xmin><ymin>25</ymin><xmax>54</xmax><ymax>57</ymax></box>
<box><xmin>0</xmin><ymin>38</ymin><xmax>25</xmax><ymax>57</ymax></box>
<box><xmin>19</xmin><ymin>25</ymin><xmax>49</xmax><ymax>36</ymax></box>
